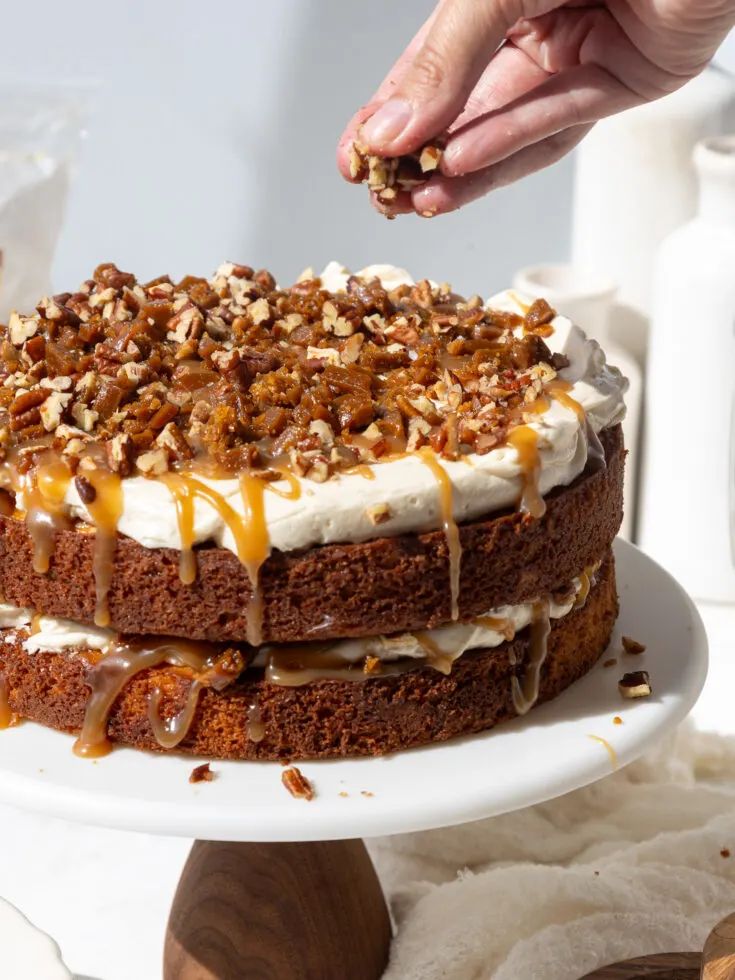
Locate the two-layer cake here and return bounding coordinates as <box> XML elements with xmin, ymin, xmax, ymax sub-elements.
<box><xmin>0</xmin><ymin>261</ymin><xmax>626</xmax><ymax>759</ymax></box>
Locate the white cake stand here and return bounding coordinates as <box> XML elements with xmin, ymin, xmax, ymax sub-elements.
<box><xmin>0</xmin><ymin>540</ymin><xmax>708</xmax><ymax>980</ymax></box>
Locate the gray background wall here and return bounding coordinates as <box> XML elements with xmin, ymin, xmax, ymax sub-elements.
<box><xmin>1</xmin><ymin>0</ymin><xmax>574</xmax><ymax>298</ymax></box>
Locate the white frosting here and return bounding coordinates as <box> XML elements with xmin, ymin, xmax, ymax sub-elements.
<box><xmin>253</xmin><ymin>576</ymin><xmax>585</xmax><ymax>668</ymax></box>
<box><xmin>1</xmin><ymin>574</ymin><xmax>587</xmax><ymax>663</ymax></box>
<box><xmin>0</xmin><ymin>603</ymin><xmax>117</xmax><ymax>654</ymax></box>
<box><xmin>0</xmin><ymin>603</ymin><xmax>33</xmax><ymax>629</ymax></box>
<box><xmin>36</xmin><ymin>266</ymin><xmax>627</xmax><ymax>559</ymax></box>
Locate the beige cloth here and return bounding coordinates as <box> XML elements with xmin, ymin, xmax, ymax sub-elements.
<box><xmin>368</xmin><ymin>726</ymin><xmax>735</xmax><ymax>979</ymax></box>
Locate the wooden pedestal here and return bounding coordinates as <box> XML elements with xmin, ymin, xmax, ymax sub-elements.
<box><xmin>164</xmin><ymin>839</ymin><xmax>391</xmax><ymax>980</ymax></box>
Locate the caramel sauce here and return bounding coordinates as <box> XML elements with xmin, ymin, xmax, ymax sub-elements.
<box><xmin>0</xmin><ymin>675</ymin><xmax>18</xmax><ymax>730</ymax></box>
<box><xmin>416</xmin><ymin>448</ymin><xmax>461</xmax><ymax>621</ymax></box>
<box><xmin>342</xmin><ymin>463</ymin><xmax>376</xmax><ymax>481</ymax></box>
<box><xmin>148</xmin><ymin>681</ymin><xmax>202</xmax><ymax>750</ymax></box>
<box><xmin>18</xmin><ymin>452</ymin><xmax>72</xmax><ymax>574</ymax></box>
<box><xmin>161</xmin><ymin>471</ymin><xmax>270</xmax><ymax>646</ymax></box>
<box><xmin>574</xmin><ymin>570</ymin><xmax>592</xmax><ymax>609</ymax></box>
<box><xmin>512</xmin><ymin>599</ymin><xmax>551</xmax><ymax>716</ymax></box>
<box><xmin>474</xmin><ymin>616</ymin><xmax>515</xmax><ymax>641</ymax></box>
<box><xmin>82</xmin><ymin>465</ymin><xmax>123</xmax><ymax>627</ymax></box>
<box><xmin>238</xmin><ymin>472</ymin><xmax>269</xmax><ymax>647</ymax></box>
<box><xmin>161</xmin><ymin>474</ymin><xmax>197</xmax><ymax>585</ymax></box>
<box><xmin>588</xmin><ymin>734</ymin><xmax>618</xmax><ymax>770</ymax></box>
<box><xmin>264</xmin><ymin>646</ymin><xmax>360</xmax><ymax>687</ymax></box>
<box><xmin>262</xmin><ymin>646</ymin><xmax>415</xmax><ymax>687</ymax></box>
<box><xmin>414</xmin><ymin>631</ymin><xmax>454</xmax><ymax>675</ymax></box>
<box><xmin>73</xmin><ymin>637</ymin><xmax>242</xmax><ymax>758</ymax></box>
<box><xmin>247</xmin><ymin>701</ymin><xmax>266</xmax><ymax>742</ymax></box>
<box><xmin>263</xmin><ymin>467</ymin><xmax>302</xmax><ymax>500</ymax></box>
<box><xmin>546</xmin><ymin>379</ymin><xmax>585</xmax><ymax>424</ymax></box>
<box><xmin>507</xmin><ymin>426</ymin><xmax>546</xmax><ymax>519</ymax></box>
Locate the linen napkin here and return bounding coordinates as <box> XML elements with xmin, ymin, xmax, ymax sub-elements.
<box><xmin>368</xmin><ymin>724</ymin><xmax>735</xmax><ymax>979</ymax></box>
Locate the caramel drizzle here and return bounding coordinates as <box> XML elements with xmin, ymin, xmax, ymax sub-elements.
<box><xmin>264</xmin><ymin>467</ymin><xmax>302</xmax><ymax>500</ymax></box>
<box><xmin>238</xmin><ymin>472</ymin><xmax>269</xmax><ymax>647</ymax></box>
<box><xmin>148</xmin><ymin>682</ymin><xmax>202</xmax><ymax>750</ymax></box>
<box><xmin>547</xmin><ymin>378</ymin><xmax>606</xmax><ymax>473</ymax></box>
<box><xmin>162</xmin><ymin>472</ymin><xmax>270</xmax><ymax>646</ymax></box>
<box><xmin>342</xmin><ymin>463</ymin><xmax>376</xmax><ymax>481</ymax></box>
<box><xmin>263</xmin><ymin>647</ymin><xmax>418</xmax><ymax>687</ymax></box>
<box><xmin>416</xmin><ymin>448</ymin><xmax>461</xmax><ymax>620</ymax></box>
<box><xmin>414</xmin><ymin>631</ymin><xmax>455</xmax><ymax>675</ymax></box>
<box><xmin>264</xmin><ymin>646</ymin><xmax>358</xmax><ymax>687</ymax></box>
<box><xmin>575</xmin><ymin>571</ymin><xmax>592</xmax><ymax>609</ymax></box>
<box><xmin>15</xmin><ymin>452</ymin><xmax>72</xmax><ymax>574</ymax></box>
<box><xmin>588</xmin><ymin>734</ymin><xmax>618</xmax><ymax>770</ymax></box>
<box><xmin>161</xmin><ymin>474</ymin><xmax>197</xmax><ymax>586</ymax></box>
<box><xmin>512</xmin><ymin>599</ymin><xmax>551</xmax><ymax>716</ymax></box>
<box><xmin>82</xmin><ymin>466</ymin><xmax>123</xmax><ymax>627</ymax></box>
<box><xmin>247</xmin><ymin>701</ymin><xmax>266</xmax><ymax>742</ymax></box>
<box><xmin>546</xmin><ymin>379</ymin><xmax>585</xmax><ymax>424</ymax></box>
<box><xmin>507</xmin><ymin>426</ymin><xmax>546</xmax><ymax>519</ymax></box>
<box><xmin>0</xmin><ymin>675</ymin><xmax>18</xmax><ymax>730</ymax></box>
<box><xmin>74</xmin><ymin>637</ymin><xmax>241</xmax><ymax>758</ymax></box>
<box><xmin>474</xmin><ymin>615</ymin><xmax>515</xmax><ymax>641</ymax></box>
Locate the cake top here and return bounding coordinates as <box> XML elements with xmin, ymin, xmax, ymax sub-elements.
<box><xmin>0</xmin><ymin>262</ymin><xmax>568</xmax><ymax>480</ymax></box>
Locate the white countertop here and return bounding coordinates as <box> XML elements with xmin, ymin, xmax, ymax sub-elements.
<box><xmin>0</xmin><ymin>600</ymin><xmax>731</xmax><ymax>980</ymax></box>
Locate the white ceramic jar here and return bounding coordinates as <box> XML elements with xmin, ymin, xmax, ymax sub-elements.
<box><xmin>639</xmin><ymin>136</ymin><xmax>735</xmax><ymax>602</ymax></box>
<box><xmin>571</xmin><ymin>67</ymin><xmax>735</xmax><ymax>338</ymax></box>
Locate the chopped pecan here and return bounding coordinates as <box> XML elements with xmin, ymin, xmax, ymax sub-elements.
<box><xmin>282</xmin><ymin>766</ymin><xmax>314</xmax><ymax>801</ymax></box>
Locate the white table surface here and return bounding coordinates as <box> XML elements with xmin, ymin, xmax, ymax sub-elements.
<box><xmin>0</xmin><ymin>600</ymin><xmax>730</xmax><ymax>980</ymax></box>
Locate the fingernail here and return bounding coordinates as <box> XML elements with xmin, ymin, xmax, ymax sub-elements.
<box><xmin>361</xmin><ymin>99</ymin><xmax>413</xmax><ymax>148</ymax></box>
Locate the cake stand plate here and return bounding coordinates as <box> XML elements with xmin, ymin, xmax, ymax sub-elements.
<box><xmin>0</xmin><ymin>539</ymin><xmax>707</xmax><ymax>843</ymax></box>
<box><xmin>0</xmin><ymin>539</ymin><xmax>708</xmax><ymax>979</ymax></box>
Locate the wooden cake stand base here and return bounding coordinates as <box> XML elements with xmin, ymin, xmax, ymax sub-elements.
<box><xmin>580</xmin><ymin>913</ymin><xmax>735</xmax><ymax>979</ymax></box>
<box><xmin>164</xmin><ymin>838</ymin><xmax>735</xmax><ymax>980</ymax></box>
<box><xmin>164</xmin><ymin>838</ymin><xmax>391</xmax><ymax>980</ymax></box>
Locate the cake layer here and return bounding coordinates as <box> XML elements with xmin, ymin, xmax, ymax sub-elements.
<box><xmin>0</xmin><ymin>553</ymin><xmax>617</xmax><ymax>760</ymax></box>
<box><xmin>0</xmin><ymin>425</ymin><xmax>623</xmax><ymax>642</ymax></box>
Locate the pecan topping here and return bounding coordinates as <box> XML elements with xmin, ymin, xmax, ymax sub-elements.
<box><xmin>189</xmin><ymin>762</ymin><xmax>216</xmax><ymax>784</ymax></box>
<box><xmin>282</xmin><ymin>766</ymin><xmax>314</xmax><ymax>801</ymax></box>
<box><xmin>0</xmin><ymin>262</ymin><xmax>559</xmax><ymax>476</ymax></box>
<box><xmin>351</xmin><ymin>137</ymin><xmax>445</xmax><ymax>204</ymax></box>
<box><xmin>622</xmin><ymin>636</ymin><xmax>646</xmax><ymax>655</ymax></box>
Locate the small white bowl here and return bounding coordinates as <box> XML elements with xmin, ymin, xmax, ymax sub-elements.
<box><xmin>0</xmin><ymin>896</ymin><xmax>72</xmax><ymax>980</ymax></box>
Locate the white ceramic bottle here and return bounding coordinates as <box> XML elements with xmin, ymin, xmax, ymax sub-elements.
<box><xmin>638</xmin><ymin>136</ymin><xmax>735</xmax><ymax>602</ymax></box>
<box><xmin>571</xmin><ymin>66</ymin><xmax>735</xmax><ymax>364</ymax></box>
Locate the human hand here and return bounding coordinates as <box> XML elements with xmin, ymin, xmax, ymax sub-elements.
<box><xmin>337</xmin><ymin>0</ymin><xmax>735</xmax><ymax>217</ymax></box>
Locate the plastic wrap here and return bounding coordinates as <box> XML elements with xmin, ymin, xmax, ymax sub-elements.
<box><xmin>0</xmin><ymin>82</ymin><xmax>93</xmax><ymax>321</ymax></box>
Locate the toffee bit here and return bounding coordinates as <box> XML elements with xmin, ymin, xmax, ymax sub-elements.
<box><xmin>74</xmin><ymin>474</ymin><xmax>97</xmax><ymax>505</ymax></box>
<box><xmin>613</xmin><ymin>716</ymin><xmax>623</xmax><ymax>725</ymax></box>
<box><xmin>721</xmin><ymin>848</ymin><xmax>731</xmax><ymax>859</ymax></box>
<box><xmin>618</xmin><ymin>670</ymin><xmax>652</xmax><ymax>699</ymax></box>
<box><xmin>603</xmin><ymin>658</ymin><xmax>618</xmax><ymax>668</ymax></box>
<box><xmin>282</xmin><ymin>765</ymin><xmax>314</xmax><ymax>801</ymax></box>
<box><xmin>189</xmin><ymin>762</ymin><xmax>216</xmax><ymax>784</ymax></box>
<box><xmin>361</xmin><ymin>790</ymin><xmax>374</xmax><ymax>798</ymax></box>
<box><xmin>622</xmin><ymin>636</ymin><xmax>646</xmax><ymax>655</ymax></box>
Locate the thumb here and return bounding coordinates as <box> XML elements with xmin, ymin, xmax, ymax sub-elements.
<box><xmin>359</xmin><ymin>0</ymin><xmax>529</xmax><ymax>156</ymax></box>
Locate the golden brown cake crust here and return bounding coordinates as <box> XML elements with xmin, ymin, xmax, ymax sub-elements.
<box><xmin>0</xmin><ymin>553</ymin><xmax>618</xmax><ymax>761</ymax></box>
<box><xmin>0</xmin><ymin>425</ymin><xmax>623</xmax><ymax>643</ymax></box>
